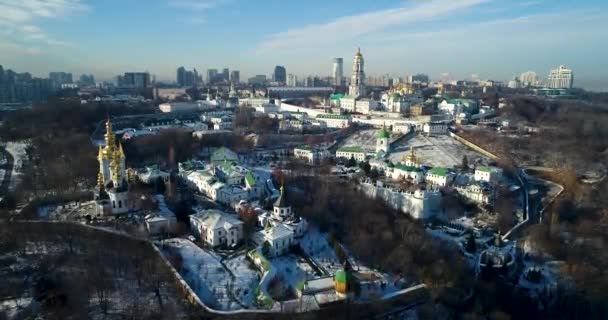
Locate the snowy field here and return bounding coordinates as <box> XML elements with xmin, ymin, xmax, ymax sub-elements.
<box><xmin>5</xmin><ymin>142</ymin><xmax>28</xmax><ymax>191</ymax></box>
<box><xmin>161</xmin><ymin>238</ymin><xmax>259</xmax><ymax>311</ymax></box>
<box><xmin>224</xmin><ymin>254</ymin><xmax>260</xmax><ymax>307</ymax></box>
<box><xmin>338</xmin><ymin>129</ymin><xmax>379</xmax><ymax>153</ymax></box>
<box><xmin>390</xmin><ymin>135</ymin><xmax>488</xmax><ymax>168</ymax></box>
<box><xmin>269</xmin><ymin>255</ymin><xmax>309</xmax><ymax>289</ymax></box>
<box><xmin>299</xmin><ymin>228</ymin><xmax>344</xmax><ymax>275</ymax></box>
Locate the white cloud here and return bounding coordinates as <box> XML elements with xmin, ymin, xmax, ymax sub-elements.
<box><xmin>184</xmin><ymin>17</ymin><xmax>206</xmax><ymax>25</ymax></box>
<box><xmin>0</xmin><ymin>37</ymin><xmax>41</xmax><ymax>55</ymax></box>
<box><xmin>372</xmin><ymin>10</ymin><xmax>606</xmax><ymax>43</ymax></box>
<box><xmin>0</xmin><ymin>0</ymin><xmax>88</xmax><ymax>47</ymax></box>
<box><xmin>169</xmin><ymin>0</ymin><xmax>230</xmax><ymax>26</ymax></box>
<box><xmin>168</xmin><ymin>0</ymin><xmax>229</xmax><ymax>10</ymax></box>
<box><xmin>256</xmin><ymin>0</ymin><xmax>490</xmax><ymax>51</ymax></box>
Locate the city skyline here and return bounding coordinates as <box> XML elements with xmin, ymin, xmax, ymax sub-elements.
<box><xmin>0</xmin><ymin>0</ymin><xmax>607</xmax><ymax>90</ymax></box>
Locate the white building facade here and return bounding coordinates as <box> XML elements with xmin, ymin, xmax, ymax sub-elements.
<box><xmin>546</xmin><ymin>65</ymin><xmax>573</xmax><ymax>89</ymax></box>
<box><xmin>348</xmin><ymin>48</ymin><xmax>366</xmax><ymax>97</ymax></box>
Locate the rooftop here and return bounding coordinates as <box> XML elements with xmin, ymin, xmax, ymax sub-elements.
<box><xmin>245</xmin><ymin>171</ymin><xmax>256</xmax><ymax>186</ymax></box>
<box><xmin>191</xmin><ymin>209</ymin><xmax>243</xmax><ymax>230</ymax></box>
<box><xmin>376</xmin><ymin>128</ymin><xmax>390</xmax><ymax>139</ymax></box>
<box><xmin>337</xmin><ymin>146</ymin><xmax>364</xmax><ymax>153</ymax></box>
<box><xmin>316</xmin><ymin>114</ymin><xmax>350</xmax><ymax>120</ymax></box>
<box><xmin>263</xmin><ymin>223</ymin><xmax>294</xmax><ymax>240</ymax></box>
<box><xmin>393</xmin><ymin>163</ymin><xmax>421</xmax><ymax>172</ymax></box>
<box><xmin>476</xmin><ymin>166</ymin><xmax>491</xmax><ymax>173</ymax></box>
<box><xmin>428</xmin><ymin>167</ymin><xmax>449</xmax><ymax>177</ymax></box>
<box><xmin>330</xmin><ymin>93</ymin><xmax>345</xmax><ymax>100</ymax></box>
<box><xmin>294</xmin><ymin>145</ymin><xmax>312</xmax><ymax>151</ymax></box>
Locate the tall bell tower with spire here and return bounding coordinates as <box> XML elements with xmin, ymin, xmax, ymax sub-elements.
<box><xmin>96</xmin><ymin>118</ymin><xmax>129</xmax><ymax>215</ymax></box>
<box><xmin>349</xmin><ymin>47</ymin><xmax>366</xmax><ymax>97</ymax></box>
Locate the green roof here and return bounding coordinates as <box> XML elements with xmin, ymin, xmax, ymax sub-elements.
<box><xmin>394</xmin><ymin>163</ymin><xmax>421</xmax><ymax>172</ymax></box>
<box><xmin>330</xmin><ymin>93</ymin><xmax>345</xmax><ymax>100</ymax></box>
<box><xmin>376</xmin><ymin>128</ymin><xmax>390</xmax><ymax>139</ymax></box>
<box><xmin>477</xmin><ymin>166</ymin><xmax>491</xmax><ymax>173</ymax></box>
<box><xmin>428</xmin><ymin>167</ymin><xmax>449</xmax><ymax>177</ymax></box>
<box><xmin>295</xmin><ymin>145</ymin><xmax>312</xmax><ymax>151</ymax></box>
<box><xmin>446</xmin><ymin>98</ymin><xmax>473</xmax><ymax>106</ymax></box>
<box><xmin>335</xmin><ymin>270</ymin><xmax>352</xmax><ymax>283</ymax></box>
<box><xmin>317</xmin><ymin>114</ymin><xmax>349</xmax><ymax>120</ymax></box>
<box><xmin>219</xmin><ymin>160</ymin><xmax>234</xmax><ymax>173</ymax></box>
<box><xmin>337</xmin><ymin>146</ymin><xmax>364</xmax><ymax>153</ymax></box>
<box><xmin>245</xmin><ymin>171</ymin><xmax>256</xmax><ymax>186</ymax></box>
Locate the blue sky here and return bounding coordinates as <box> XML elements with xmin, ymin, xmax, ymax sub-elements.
<box><xmin>0</xmin><ymin>0</ymin><xmax>607</xmax><ymax>90</ymax></box>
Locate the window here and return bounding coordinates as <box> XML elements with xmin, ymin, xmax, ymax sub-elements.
<box><xmin>112</xmin><ymin>200</ymin><xmax>116</xmax><ymax>208</ymax></box>
<box><xmin>118</xmin><ymin>200</ymin><xmax>122</xmax><ymax>208</ymax></box>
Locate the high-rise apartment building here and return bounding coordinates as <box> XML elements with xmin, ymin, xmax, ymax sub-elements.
<box><xmin>120</xmin><ymin>72</ymin><xmax>150</xmax><ymax>88</ymax></box>
<box><xmin>207</xmin><ymin>69</ymin><xmax>218</xmax><ymax>84</ymax></box>
<box><xmin>49</xmin><ymin>72</ymin><xmax>73</xmax><ymax>89</ymax></box>
<box><xmin>273</xmin><ymin>66</ymin><xmax>287</xmax><ymax>84</ymax></box>
<box><xmin>519</xmin><ymin>71</ymin><xmax>539</xmax><ymax>87</ymax></box>
<box><xmin>230</xmin><ymin>70</ymin><xmax>240</xmax><ymax>84</ymax></box>
<box><xmin>546</xmin><ymin>65</ymin><xmax>573</xmax><ymax>89</ymax></box>
<box><xmin>333</xmin><ymin>58</ymin><xmax>343</xmax><ymax>86</ymax></box>
<box><xmin>222</xmin><ymin>68</ymin><xmax>229</xmax><ymax>82</ymax></box>
<box><xmin>177</xmin><ymin>66</ymin><xmax>186</xmax><ymax>87</ymax></box>
<box><xmin>287</xmin><ymin>74</ymin><xmax>297</xmax><ymax>87</ymax></box>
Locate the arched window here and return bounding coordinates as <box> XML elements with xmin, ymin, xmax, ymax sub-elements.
<box><xmin>112</xmin><ymin>200</ymin><xmax>116</xmax><ymax>208</ymax></box>
<box><xmin>118</xmin><ymin>200</ymin><xmax>122</xmax><ymax>208</ymax></box>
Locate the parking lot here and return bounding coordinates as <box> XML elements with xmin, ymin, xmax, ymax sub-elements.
<box><xmin>390</xmin><ymin>134</ymin><xmax>489</xmax><ymax>168</ymax></box>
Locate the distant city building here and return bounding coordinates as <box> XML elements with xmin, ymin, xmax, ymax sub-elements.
<box><xmin>230</xmin><ymin>70</ymin><xmax>240</xmax><ymax>84</ymax></box>
<box><xmin>507</xmin><ymin>77</ymin><xmax>521</xmax><ymax>89</ymax></box>
<box><xmin>0</xmin><ymin>66</ymin><xmax>52</xmax><ymax>102</ymax></box>
<box><xmin>273</xmin><ymin>66</ymin><xmax>287</xmax><ymax>84</ymax></box>
<box><xmin>333</xmin><ymin>58</ymin><xmax>344</xmax><ymax>86</ymax></box>
<box><xmin>287</xmin><ymin>74</ymin><xmax>297</xmax><ymax>87</ymax></box>
<box><xmin>267</xmin><ymin>86</ymin><xmax>333</xmax><ymax>99</ymax></box>
<box><xmin>78</xmin><ymin>74</ymin><xmax>95</xmax><ymax>87</ymax></box>
<box><xmin>546</xmin><ymin>65</ymin><xmax>573</xmax><ymax>89</ymax></box>
<box><xmin>519</xmin><ymin>71</ymin><xmax>539</xmax><ymax>87</ymax></box>
<box><xmin>408</xmin><ymin>73</ymin><xmax>429</xmax><ymax>84</ymax></box>
<box><xmin>248</xmin><ymin>75</ymin><xmax>267</xmax><ymax>85</ymax></box>
<box><xmin>222</xmin><ymin>68</ymin><xmax>229</xmax><ymax>82</ymax></box>
<box><xmin>49</xmin><ymin>71</ymin><xmax>73</xmax><ymax>89</ymax></box>
<box><xmin>177</xmin><ymin>66</ymin><xmax>199</xmax><ymax>87</ymax></box>
<box><xmin>348</xmin><ymin>48</ymin><xmax>366</xmax><ymax>97</ymax></box>
<box><xmin>177</xmin><ymin>66</ymin><xmax>186</xmax><ymax>87</ymax></box>
<box><xmin>119</xmin><ymin>72</ymin><xmax>151</xmax><ymax>88</ymax></box>
<box><xmin>207</xmin><ymin>69</ymin><xmax>218</xmax><ymax>84</ymax></box>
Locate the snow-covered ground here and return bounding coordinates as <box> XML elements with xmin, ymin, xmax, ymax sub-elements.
<box><xmin>391</xmin><ymin>135</ymin><xmax>488</xmax><ymax>168</ymax></box>
<box><xmin>5</xmin><ymin>141</ymin><xmax>28</xmax><ymax>191</ymax></box>
<box><xmin>161</xmin><ymin>239</ymin><xmax>259</xmax><ymax>311</ymax></box>
<box><xmin>0</xmin><ymin>297</ymin><xmax>32</xmax><ymax>319</ymax></box>
<box><xmin>224</xmin><ymin>254</ymin><xmax>260</xmax><ymax>307</ymax></box>
<box><xmin>337</xmin><ymin>129</ymin><xmax>379</xmax><ymax>153</ymax></box>
<box><xmin>269</xmin><ymin>255</ymin><xmax>308</xmax><ymax>289</ymax></box>
<box><xmin>299</xmin><ymin>228</ymin><xmax>343</xmax><ymax>275</ymax></box>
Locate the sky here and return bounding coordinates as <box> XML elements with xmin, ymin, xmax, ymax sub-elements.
<box><xmin>0</xmin><ymin>0</ymin><xmax>607</xmax><ymax>91</ymax></box>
